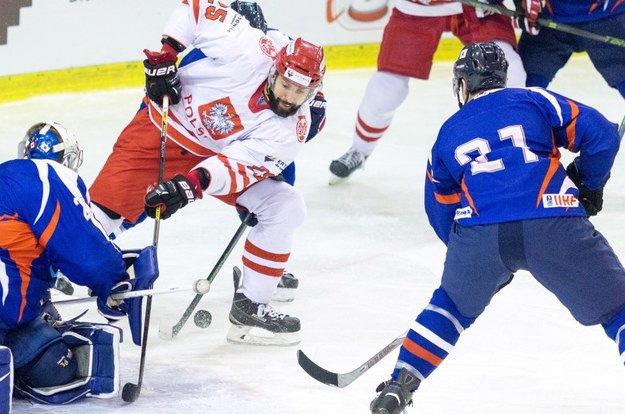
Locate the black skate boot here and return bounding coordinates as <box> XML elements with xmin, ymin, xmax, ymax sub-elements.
<box><xmin>40</xmin><ymin>289</ymin><xmax>62</xmax><ymax>324</ymax></box>
<box><xmin>370</xmin><ymin>368</ymin><xmax>420</xmax><ymax>414</ymax></box>
<box><xmin>329</xmin><ymin>146</ymin><xmax>367</xmax><ymax>183</ymax></box>
<box><xmin>273</xmin><ymin>271</ymin><xmax>299</xmax><ymax>302</ymax></box>
<box><xmin>228</xmin><ymin>267</ymin><xmax>301</xmax><ymax>346</ymax></box>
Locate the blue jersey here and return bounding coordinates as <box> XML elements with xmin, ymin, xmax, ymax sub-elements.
<box><xmin>425</xmin><ymin>87</ymin><xmax>620</xmax><ymax>244</ymax></box>
<box><xmin>543</xmin><ymin>0</ymin><xmax>625</xmax><ymax>23</ymax></box>
<box><xmin>0</xmin><ymin>160</ymin><xmax>127</xmax><ymax>328</ymax></box>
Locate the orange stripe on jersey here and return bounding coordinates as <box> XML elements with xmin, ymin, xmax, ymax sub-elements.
<box><xmin>461</xmin><ymin>178</ymin><xmax>479</xmax><ymax>217</ymax></box>
<box><xmin>236</xmin><ymin>162</ymin><xmax>251</xmax><ymax>189</ymax></box>
<box><xmin>217</xmin><ymin>154</ymin><xmax>239</xmax><ymax>193</ymax></box>
<box><xmin>402</xmin><ymin>337</ymin><xmax>443</xmax><ymax>367</ymax></box>
<box><xmin>434</xmin><ymin>192</ymin><xmax>461</xmax><ymax>205</ymax></box>
<box><xmin>192</xmin><ymin>0</ymin><xmax>201</xmax><ymax>23</ymax></box>
<box><xmin>38</xmin><ymin>201</ymin><xmax>61</xmax><ymax>248</ymax></box>
<box><xmin>536</xmin><ymin>157</ymin><xmax>561</xmax><ymax>208</ymax></box>
<box><xmin>565</xmin><ymin>100</ymin><xmax>579</xmax><ymax>150</ymax></box>
<box><xmin>147</xmin><ymin>99</ymin><xmax>216</xmax><ymax>157</ymax></box>
<box><xmin>242</xmin><ymin>256</ymin><xmax>284</xmax><ymax>277</ymax></box>
<box><xmin>244</xmin><ymin>239</ymin><xmax>290</xmax><ymax>263</ymax></box>
<box><xmin>613</xmin><ymin>0</ymin><xmax>625</xmax><ymax>11</ymax></box>
<box><xmin>0</xmin><ymin>213</ymin><xmax>45</xmax><ymax>323</ymax></box>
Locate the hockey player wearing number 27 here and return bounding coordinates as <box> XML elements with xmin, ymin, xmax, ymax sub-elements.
<box><xmin>0</xmin><ymin>122</ymin><xmax>158</xmax><ymax>409</ymax></box>
<box><xmin>88</xmin><ymin>1</ymin><xmax>326</xmax><ymax>346</ymax></box>
<box><xmin>370</xmin><ymin>42</ymin><xmax>625</xmax><ymax>414</ymax></box>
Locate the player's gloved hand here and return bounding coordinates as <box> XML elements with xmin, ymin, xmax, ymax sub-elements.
<box><xmin>97</xmin><ymin>280</ymin><xmax>131</xmax><ymax>322</ymax></box>
<box><xmin>566</xmin><ymin>158</ymin><xmax>604</xmax><ymax>216</ymax></box>
<box><xmin>230</xmin><ymin>1</ymin><xmax>268</xmax><ymax>33</ymax></box>
<box><xmin>235</xmin><ymin>204</ymin><xmax>258</xmax><ymax>227</ymax></box>
<box><xmin>513</xmin><ymin>0</ymin><xmax>543</xmax><ymax>35</ymax></box>
<box><xmin>144</xmin><ymin>171</ymin><xmax>208</xmax><ymax>220</ymax></box>
<box><xmin>143</xmin><ymin>49</ymin><xmax>181</xmax><ymax>105</ymax></box>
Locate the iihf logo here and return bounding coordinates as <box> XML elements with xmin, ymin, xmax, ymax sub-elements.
<box><xmin>542</xmin><ymin>194</ymin><xmax>578</xmax><ymax>208</ymax></box>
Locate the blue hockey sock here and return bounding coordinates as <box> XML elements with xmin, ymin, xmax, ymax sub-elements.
<box><xmin>602</xmin><ymin>307</ymin><xmax>625</xmax><ymax>364</ymax></box>
<box><xmin>393</xmin><ymin>287</ymin><xmax>476</xmax><ymax>382</ymax></box>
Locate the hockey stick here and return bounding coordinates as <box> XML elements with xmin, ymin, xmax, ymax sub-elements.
<box><xmin>619</xmin><ymin>114</ymin><xmax>625</xmax><ymax>140</ymax></box>
<box><xmin>297</xmin><ymin>330</ymin><xmax>408</xmax><ymax>388</ymax></box>
<box><xmin>458</xmin><ymin>0</ymin><xmax>625</xmax><ymax>48</ymax></box>
<box><xmin>159</xmin><ymin>214</ymin><xmax>251</xmax><ymax>340</ymax></box>
<box><xmin>122</xmin><ymin>95</ymin><xmax>170</xmax><ymax>403</ymax></box>
<box><xmin>54</xmin><ymin>286</ymin><xmax>194</xmax><ymax>306</ymax></box>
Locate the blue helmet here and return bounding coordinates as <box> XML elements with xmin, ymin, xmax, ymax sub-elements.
<box><xmin>18</xmin><ymin>121</ymin><xmax>83</xmax><ymax>171</ymax></box>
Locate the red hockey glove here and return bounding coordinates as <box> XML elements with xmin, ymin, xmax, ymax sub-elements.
<box><xmin>513</xmin><ymin>0</ymin><xmax>543</xmax><ymax>36</ymax></box>
<box><xmin>143</xmin><ymin>49</ymin><xmax>181</xmax><ymax>105</ymax></box>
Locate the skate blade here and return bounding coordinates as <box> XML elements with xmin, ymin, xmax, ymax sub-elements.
<box><xmin>328</xmin><ymin>173</ymin><xmax>349</xmax><ymax>185</ymax></box>
<box><xmin>226</xmin><ymin>324</ymin><xmax>300</xmax><ymax>346</ymax></box>
<box><xmin>271</xmin><ymin>287</ymin><xmax>295</xmax><ymax>302</ymax></box>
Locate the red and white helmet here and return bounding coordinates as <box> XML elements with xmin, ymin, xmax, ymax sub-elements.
<box><xmin>274</xmin><ymin>38</ymin><xmax>325</xmax><ymax>89</ymax></box>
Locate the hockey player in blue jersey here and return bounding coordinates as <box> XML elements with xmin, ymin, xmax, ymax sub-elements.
<box><xmin>370</xmin><ymin>42</ymin><xmax>625</xmax><ymax>414</ymax></box>
<box><xmin>515</xmin><ymin>0</ymin><xmax>625</xmax><ymax>99</ymax></box>
<box><xmin>0</xmin><ymin>122</ymin><xmax>158</xmax><ymax>407</ymax></box>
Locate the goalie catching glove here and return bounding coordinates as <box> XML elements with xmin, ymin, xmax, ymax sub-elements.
<box><xmin>97</xmin><ymin>246</ymin><xmax>160</xmax><ymax>345</ymax></box>
<box><xmin>144</xmin><ymin>169</ymin><xmax>210</xmax><ymax>220</ymax></box>
<box><xmin>566</xmin><ymin>157</ymin><xmax>605</xmax><ymax>217</ymax></box>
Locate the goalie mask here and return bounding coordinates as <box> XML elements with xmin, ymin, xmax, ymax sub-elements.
<box><xmin>18</xmin><ymin>121</ymin><xmax>83</xmax><ymax>172</ymax></box>
<box><xmin>453</xmin><ymin>42</ymin><xmax>508</xmax><ymax>108</ymax></box>
<box><xmin>267</xmin><ymin>38</ymin><xmax>325</xmax><ymax>117</ymax></box>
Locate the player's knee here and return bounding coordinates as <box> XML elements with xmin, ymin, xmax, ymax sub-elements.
<box><xmin>16</xmin><ymin>340</ymin><xmax>77</xmax><ymax>388</ymax></box>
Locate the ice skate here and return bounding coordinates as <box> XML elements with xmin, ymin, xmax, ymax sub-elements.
<box><xmin>40</xmin><ymin>289</ymin><xmax>62</xmax><ymax>324</ymax></box>
<box><xmin>273</xmin><ymin>271</ymin><xmax>299</xmax><ymax>302</ymax></box>
<box><xmin>370</xmin><ymin>368</ymin><xmax>420</xmax><ymax>414</ymax></box>
<box><xmin>329</xmin><ymin>146</ymin><xmax>367</xmax><ymax>184</ymax></box>
<box><xmin>228</xmin><ymin>267</ymin><xmax>301</xmax><ymax>346</ymax></box>
<box><xmin>233</xmin><ymin>265</ymin><xmax>299</xmax><ymax>303</ymax></box>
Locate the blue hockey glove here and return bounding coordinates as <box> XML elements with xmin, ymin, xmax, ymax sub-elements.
<box><xmin>566</xmin><ymin>157</ymin><xmax>605</xmax><ymax>216</ymax></box>
<box><xmin>97</xmin><ymin>246</ymin><xmax>159</xmax><ymax>345</ymax></box>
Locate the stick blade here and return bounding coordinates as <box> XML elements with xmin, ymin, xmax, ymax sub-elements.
<box><xmin>296</xmin><ymin>350</ymin><xmax>340</xmax><ymax>387</ymax></box>
<box><xmin>121</xmin><ymin>382</ymin><xmax>141</xmax><ymax>402</ymax></box>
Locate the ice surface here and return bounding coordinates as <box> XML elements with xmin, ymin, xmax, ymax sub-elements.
<box><xmin>1</xmin><ymin>56</ymin><xmax>624</xmax><ymax>413</ymax></box>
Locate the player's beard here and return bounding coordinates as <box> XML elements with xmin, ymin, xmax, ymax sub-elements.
<box><xmin>267</xmin><ymin>89</ymin><xmax>302</xmax><ymax>118</ymax></box>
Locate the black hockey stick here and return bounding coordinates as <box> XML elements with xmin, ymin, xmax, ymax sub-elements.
<box><xmin>159</xmin><ymin>214</ymin><xmax>251</xmax><ymax>340</ymax></box>
<box><xmin>458</xmin><ymin>0</ymin><xmax>625</xmax><ymax>48</ymax></box>
<box><xmin>122</xmin><ymin>95</ymin><xmax>170</xmax><ymax>403</ymax></box>
<box><xmin>297</xmin><ymin>330</ymin><xmax>408</xmax><ymax>388</ymax></box>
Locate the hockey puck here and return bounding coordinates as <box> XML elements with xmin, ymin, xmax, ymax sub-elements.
<box><xmin>193</xmin><ymin>279</ymin><xmax>211</xmax><ymax>295</ymax></box>
<box><xmin>194</xmin><ymin>309</ymin><xmax>212</xmax><ymax>328</ymax></box>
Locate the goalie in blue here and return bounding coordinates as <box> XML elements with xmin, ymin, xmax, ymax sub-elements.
<box><xmin>0</xmin><ymin>122</ymin><xmax>158</xmax><ymax>406</ymax></box>
<box><xmin>370</xmin><ymin>42</ymin><xmax>625</xmax><ymax>414</ymax></box>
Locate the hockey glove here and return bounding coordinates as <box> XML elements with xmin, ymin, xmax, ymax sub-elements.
<box><xmin>513</xmin><ymin>0</ymin><xmax>543</xmax><ymax>35</ymax></box>
<box><xmin>143</xmin><ymin>49</ymin><xmax>182</xmax><ymax>105</ymax></box>
<box><xmin>235</xmin><ymin>204</ymin><xmax>258</xmax><ymax>227</ymax></box>
<box><xmin>144</xmin><ymin>169</ymin><xmax>209</xmax><ymax>220</ymax></box>
<box><xmin>230</xmin><ymin>1</ymin><xmax>268</xmax><ymax>33</ymax></box>
<box><xmin>566</xmin><ymin>158</ymin><xmax>604</xmax><ymax>216</ymax></box>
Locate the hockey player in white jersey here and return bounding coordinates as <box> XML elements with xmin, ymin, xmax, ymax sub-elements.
<box><xmin>89</xmin><ymin>1</ymin><xmax>326</xmax><ymax>346</ymax></box>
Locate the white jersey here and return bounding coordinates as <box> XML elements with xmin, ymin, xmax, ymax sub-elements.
<box><xmin>146</xmin><ymin>1</ymin><xmax>311</xmax><ymax>195</ymax></box>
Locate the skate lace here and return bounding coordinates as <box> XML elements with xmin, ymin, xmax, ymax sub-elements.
<box><xmin>337</xmin><ymin>148</ymin><xmax>365</xmax><ymax>169</ymax></box>
<box><xmin>257</xmin><ymin>303</ymin><xmax>286</xmax><ymax>320</ymax></box>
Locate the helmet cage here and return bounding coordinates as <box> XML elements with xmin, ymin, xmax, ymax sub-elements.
<box><xmin>19</xmin><ymin>122</ymin><xmax>83</xmax><ymax>172</ymax></box>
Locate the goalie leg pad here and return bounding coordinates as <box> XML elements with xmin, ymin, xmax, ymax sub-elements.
<box><xmin>0</xmin><ymin>346</ymin><xmax>13</xmax><ymax>414</ymax></box>
<box><xmin>14</xmin><ymin>322</ymin><xmax>122</xmax><ymax>404</ymax></box>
